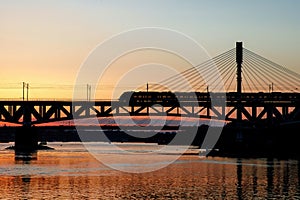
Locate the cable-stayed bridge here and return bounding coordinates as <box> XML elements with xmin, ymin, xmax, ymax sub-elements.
<box><xmin>1</xmin><ymin>42</ymin><xmax>300</xmax><ymax>126</ymax></box>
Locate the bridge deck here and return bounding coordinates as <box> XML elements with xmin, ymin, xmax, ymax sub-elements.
<box><xmin>1</xmin><ymin>92</ymin><xmax>300</xmax><ymax>125</ymax></box>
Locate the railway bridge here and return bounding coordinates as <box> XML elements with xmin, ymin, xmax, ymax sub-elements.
<box><xmin>1</xmin><ymin>42</ymin><xmax>300</xmax><ymax>126</ymax></box>
<box><xmin>1</xmin><ymin>42</ymin><xmax>300</xmax><ymax>157</ymax></box>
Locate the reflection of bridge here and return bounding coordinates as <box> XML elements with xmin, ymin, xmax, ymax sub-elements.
<box><xmin>1</xmin><ymin>42</ymin><xmax>300</xmax><ymax>125</ymax></box>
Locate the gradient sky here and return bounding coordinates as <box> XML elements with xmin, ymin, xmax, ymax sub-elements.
<box><xmin>0</xmin><ymin>0</ymin><xmax>299</xmax><ymax>99</ymax></box>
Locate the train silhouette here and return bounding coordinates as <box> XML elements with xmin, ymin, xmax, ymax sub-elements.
<box><xmin>119</xmin><ymin>91</ymin><xmax>300</xmax><ymax>105</ymax></box>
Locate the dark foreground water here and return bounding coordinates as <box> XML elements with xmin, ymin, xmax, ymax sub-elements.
<box><xmin>0</xmin><ymin>142</ymin><xmax>300</xmax><ymax>199</ymax></box>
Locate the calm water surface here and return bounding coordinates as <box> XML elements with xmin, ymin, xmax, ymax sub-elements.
<box><xmin>0</xmin><ymin>142</ymin><xmax>299</xmax><ymax>199</ymax></box>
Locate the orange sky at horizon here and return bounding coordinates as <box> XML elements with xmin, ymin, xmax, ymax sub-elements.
<box><xmin>1</xmin><ymin>1</ymin><xmax>299</xmax><ymax>100</ymax></box>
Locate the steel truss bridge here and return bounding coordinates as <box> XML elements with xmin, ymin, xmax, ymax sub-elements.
<box><xmin>1</xmin><ymin>42</ymin><xmax>300</xmax><ymax>125</ymax></box>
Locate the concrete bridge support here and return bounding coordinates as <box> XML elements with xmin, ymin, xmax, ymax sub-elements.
<box><xmin>14</xmin><ymin>125</ymin><xmax>38</xmax><ymax>160</ymax></box>
<box><xmin>14</xmin><ymin>105</ymin><xmax>38</xmax><ymax>160</ymax></box>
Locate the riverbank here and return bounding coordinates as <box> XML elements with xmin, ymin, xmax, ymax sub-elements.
<box><xmin>1</xmin><ymin>124</ymin><xmax>299</xmax><ymax>159</ymax></box>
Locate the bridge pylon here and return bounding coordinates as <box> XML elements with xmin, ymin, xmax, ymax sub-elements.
<box><xmin>236</xmin><ymin>42</ymin><xmax>243</xmax><ymax>123</ymax></box>
<box><xmin>236</xmin><ymin>42</ymin><xmax>243</xmax><ymax>94</ymax></box>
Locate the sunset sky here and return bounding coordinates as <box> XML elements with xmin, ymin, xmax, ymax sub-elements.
<box><xmin>0</xmin><ymin>0</ymin><xmax>299</xmax><ymax>99</ymax></box>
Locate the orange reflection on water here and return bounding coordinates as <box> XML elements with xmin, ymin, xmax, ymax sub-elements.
<box><xmin>0</xmin><ymin>148</ymin><xmax>300</xmax><ymax>199</ymax></box>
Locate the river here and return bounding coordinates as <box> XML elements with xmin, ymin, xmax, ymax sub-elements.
<box><xmin>0</xmin><ymin>142</ymin><xmax>299</xmax><ymax>199</ymax></box>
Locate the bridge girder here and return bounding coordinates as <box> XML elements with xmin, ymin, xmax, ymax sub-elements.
<box><xmin>0</xmin><ymin>98</ymin><xmax>299</xmax><ymax>125</ymax></box>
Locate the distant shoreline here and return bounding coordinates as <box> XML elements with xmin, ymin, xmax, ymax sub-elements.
<box><xmin>1</xmin><ymin>124</ymin><xmax>300</xmax><ymax>159</ymax></box>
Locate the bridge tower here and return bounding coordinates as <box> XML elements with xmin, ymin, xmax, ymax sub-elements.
<box><xmin>236</xmin><ymin>42</ymin><xmax>243</xmax><ymax>123</ymax></box>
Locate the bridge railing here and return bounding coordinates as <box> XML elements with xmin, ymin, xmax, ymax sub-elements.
<box><xmin>0</xmin><ymin>98</ymin><xmax>119</xmax><ymax>102</ymax></box>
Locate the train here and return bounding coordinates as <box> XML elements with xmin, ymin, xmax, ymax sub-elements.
<box><xmin>119</xmin><ymin>91</ymin><xmax>300</xmax><ymax>104</ymax></box>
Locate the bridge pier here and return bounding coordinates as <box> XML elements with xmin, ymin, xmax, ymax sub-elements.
<box><xmin>14</xmin><ymin>125</ymin><xmax>38</xmax><ymax>160</ymax></box>
<box><xmin>14</xmin><ymin>105</ymin><xmax>38</xmax><ymax>160</ymax></box>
